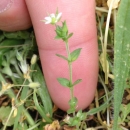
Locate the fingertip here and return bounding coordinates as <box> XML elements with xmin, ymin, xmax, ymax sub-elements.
<box><xmin>0</xmin><ymin>0</ymin><xmax>32</xmax><ymax>31</ymax></box>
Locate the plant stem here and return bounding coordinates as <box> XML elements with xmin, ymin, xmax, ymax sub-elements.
<box><xmin>65</xmin><ymin>42</ymin><xmax>72</xmax><ymax>86</ymax></box>
<box><xmin>65</xmin><ymin>42</ymin><xmax>75</xmax><ymax>116</ymax></box>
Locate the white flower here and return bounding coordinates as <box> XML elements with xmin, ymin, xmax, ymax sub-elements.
<box><xmin>43</xmin><ymin>12</ymin><xmax>62</xmax><ymax>24</ymax></box>
<box><xmin>19</xmin><ymin>60</ymin><xmax>28</xmax><ymax>74</ymax></box>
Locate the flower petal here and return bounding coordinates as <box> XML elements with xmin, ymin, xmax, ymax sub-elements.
<box><xmin>56</xmin><ymin>12</ymin><xmax>62</xmax><ymax>20</ymax></box>
<box><xmin>44</xmin><ymin>17</ymin><xmax>52</xmax><ymax>24</ymax></box>
<box><xmin>50</xmin><ymin>13</ymin><xmax>55</xmax><ymax>18</ymax></box>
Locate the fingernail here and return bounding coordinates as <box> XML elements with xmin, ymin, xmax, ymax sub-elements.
<box><xmin>0</xmin><ymin>0</ymin><xmax>14</xmax><ymax>13</ymax></box>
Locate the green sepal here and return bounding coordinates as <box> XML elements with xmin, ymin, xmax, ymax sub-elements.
<box><xmin>70</xmin><ymin>48</ymin><xmax>82</xmax><ymax>62</ymax></box>
<box><xmin>61</xmin><ymin>21</ymin><xmax>68</xmax><ymax>35</ymax></box>
<box><xmin>56</xmin><ymin>54</ymin><xmax>68</xmax><ymax>61</ymax></box>
<box><xmin>57</xmin><ymin>78</ymin><xmax>71</xmax><ymax>87</ymax></box>
<box><xmin>55</xmin><ymin>21</ymin><xmax>72</xmax><ymax>42</ymax></box>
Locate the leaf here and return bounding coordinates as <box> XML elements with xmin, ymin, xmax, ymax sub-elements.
<box><xmin>87</xmin><ymin>96</ymin><xmax>112</xmax><ymax>115</ymax></box>
<box><xmin>70</xmin><ymin>48</ymin><xmax>82</xmax><ymax>62</ymax></box>
<box><xmin>44</xmin><ymin>120</ymin><xmax>60</xmax><ymax>130</ymax></box>
<box><xmin>120</xmin><ymin>103</ymin><xmax>130</xmax><ymax>123</ymax></box>
<box><xmin>107</xmin><ymin>0</ymin><xmax>120</xmax><ymax>9</ymax></box>
<box><xmin>67</xmin><ymin>108</ymin><xmax>76</xmax><ymax>115</ymax></box>
<box><xmin>72</xmin><ymin>79</ymin><xmax>82</xmax><ymax>86</ymax></box>
<box><xmin>114</xmin><ymin>0</ymin><xmax>130</xmax><ymax>129</ymax></box>
<box><xmin>33</xmin><ymin>91</ymin><xmax>52</xmax><ymax>123</ymax></box>
<box><xmin>57</xmin><ymin>78</ymin><xmax>71</xmax><ymax>87</ymax></box>
<box><xmin>69</xmin><ymin>117</ymin><xmax>80</xmax><ymax>126</ymax></box>
<box><xmin>68</xmin><ymin>97</ymin><xmax>78</xmax><ymax>108</ymax></box>
<box><xmin>55</xmin><ymin>35</ymin><xmax>62</xmax><ymax>40</ymax></box>
<box><xmin>0</xmin><ymin>106</ymin><xmax>15</xmax><ymax>126</ymax></box>
<box><xmin>67</xmin><ymin>97</ymin><xmax>78</xmax><ymax>114</ymax></box>
<box><xmin>32</xmin><ymin>64</ymin><xmax>53</xmax><ymax>117</ymax></box>
<box><xmin>56</xmin><ymin>54</ymin><xmax>68</xmax><ymax>61</ymax></box>
<box><xmin>67</xmin><ymin>33</ymin><xmax>73</xmax><ymax>39</ymax></box>
<box><xmin>99</xmin><ymin>53</ymin><xmax>109</xmax><ymax>76</ymax></box>
<box><xmin>3</xmin><ymin>30</ymin><xmax>30</xmax><ymax>39</ymax></box>
<box><xmin>0</xmin><ymin>39</ymin><xmax>24</xmax><ymax>66</ymax></box>
<box><xmin>76</xmin><ymin>110</ymin><xmax>87</xmax><ymax>121</ymax></box>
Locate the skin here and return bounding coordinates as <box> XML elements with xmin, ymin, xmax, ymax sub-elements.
<box><xmin>0</xmin><ymin>0</ymin><xmax>98</xmax><ymax>111</ymax></box>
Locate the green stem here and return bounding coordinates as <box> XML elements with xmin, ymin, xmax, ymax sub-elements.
<box><xmin>65</xmin><ymin>42</ymin><xmax>75</xmax><ymax>116</ymax></box>
<box><xmin>65</xmin><ymin>42</ymin><xmax>72</xmax><ymax>85</ymax></box>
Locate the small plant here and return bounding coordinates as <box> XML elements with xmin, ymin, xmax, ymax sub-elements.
<box><xmin>42</xmin><ymin>9</ymin><xmax>87</xmax><ymax>129</ymax></box>
<box><xmin>0</xmin><ymin>31</ymin><xmax>53</xmax><ymax>130</ymax></box>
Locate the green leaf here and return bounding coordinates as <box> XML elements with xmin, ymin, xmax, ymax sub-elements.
<box><xmin>67</xmin><ymin>108</ymin><xmax>76</xmax><ymax>115</ymax></box>
<box><xmin>69</xmin><ymin>117</ymin><xmax>80</xmax><ymax>126</ymax></box>
<box><xmin>120</xmin><ymin>103</ymin><xmax>130</xmax><ymax>123</ymax></box>
<box><xmin>76</xmin><ymin>110</ymin><xmax>87</xmax><ymax>121</ymax></box>
<box><xmin>55</xmin><ymin>35</ymin><xmax>62</xmax><ymax>39</ymax></box>
<box><xmin>32</xmin><ymin>64</ymin><xmax>53</xmax><ymax>117</ymax></box>
<box><xmin>87</xmin><ymin>96</ymin><xmax>112</xmax><ymax>115</ymax></box>
<box><xmin>114</xmin><ymin>1</ymin><xmax>130</xmax><ymax>130</ymax></box>
<box><xmin>70</xmin><ymin>48</ymin><xmax>82</xmax><ymax>62</ymax></box>
<box><xmin>67</xmin><ymin>97</ymin><xmax>78</xmax><ymax>114</ymax></box>
<box><xmin>33</xmin><ymin>91</ymin><xmax>52</xmax><ymax>123</ymax></box>
<box><xmin>72</xmin><ymin>79</ymin><xmax>82</xmax><ymax>86</ymax></box>
<box><xmin>68</xmin><ymin>117</ymin><xmax>80</xmax><ymax>126</ymax></box>
<box><xmin>69</xmin><ymin>97</ymin><xmax>78</xmax><ymax>108</ymax></box>
<box><xmin>57</xmin><ymin>78</ymin><xmax>70</xmax><ymax>87</ymax></box>
<box><xmin>0</xmin><ymin>106</ymin><xmax>15</xmax><ymax>126</ymax></box>
<box><xmin>56</xmin><ymin>54</ymin><xmax>68</xmax><ymax>61</ymax></box>
<box><xmin>3</xmin><ymin>30</ymin><xmax>30</xmax><ymax>39</ymax></box>
<box><xmin>76</xmin><ymin>110</ymin><xmax>82</xmax><ymax>117</ymax></box>
<box><xmin>67</xmin><ymin>33</ymin><xmax>73</xmax><ymax>39</ymax></box>
<box><xmin>0</xmin><ymin>39</ymin><xmax>24</xmax><ymax>66</ymax></box>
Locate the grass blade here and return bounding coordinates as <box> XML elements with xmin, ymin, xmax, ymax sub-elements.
<box><xmin>114</xmin><ymin>0</ymin><xmax>130</xmax><ymax>129</ymax></box>
<box><xmin>32</xmin><ymin>64</ymin><xmax>53</xmax><ymax>117</ymax></box>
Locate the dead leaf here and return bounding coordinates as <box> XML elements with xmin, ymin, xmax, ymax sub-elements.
<box><xmin>99</xmin><ymin>52</ymin><xmax>109</xmax><ymax>76</ymax></box>
<box><xmin>53</xmin><ymin>105</ymin><xmax>58</xmax><ymax>113</ymax></box>
<box><xmin>107</xmin><ymin>0</ymin><xmax>120</xmax><ymax>9</ymax></box>
<box><xmin>86</xmin><ymin>128</ymin><xmax>95</xmax><ymax>130</ymax></box>
<box><xmin>44</xmin><ymin>120</ymin><xmax>60</xmax><ymax>130</ymax></box>
<box><xmin>13</xmin><ymin>108</ymin><xmax>17</xmax><ymax>117</ymax></box>
<box><xmin>63</xmin><ymin>125</ymin><xmax>76</xmax><ymax>130</ymax></box>
<box><xmin>126</xmin><ymin>94</ymin><xmax>130</xmax><ymax>100</ymax></box>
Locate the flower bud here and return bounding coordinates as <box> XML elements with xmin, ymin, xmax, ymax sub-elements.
<box><xmin>28</xmin><ymin>82</ymin><xmax>40</xmax><ymax>88</ymax></box>
<box><xmin>31</xmin><ymin>54</ymin><xmax>37</xmax><ymax>65</ymax></box>
<box><xmin>16</xmin><ymin>50</ymin><xmax>23</xmax><ymax>62</ymax></box>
